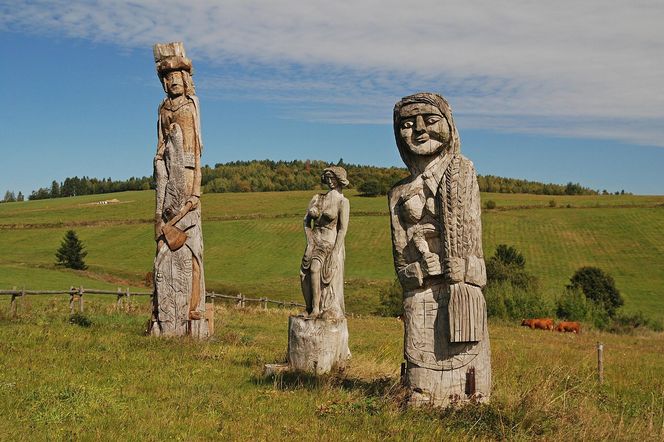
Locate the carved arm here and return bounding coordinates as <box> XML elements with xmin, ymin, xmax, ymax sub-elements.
<box><xmin>332</xmin><ymin>197</ymin><xmax>350</xmax><ymax>251</ymax></box>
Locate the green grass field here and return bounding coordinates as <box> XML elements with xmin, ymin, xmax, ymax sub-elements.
<box><xmin>1</xmin><ymin>190</ymin><xmax>663</xmax><ymax>319</ymax></box>
<box><xmin>2</xmin><ymin>190</ymin><xmax>664</xmax><ymax>440</ymax></box>
<box><xmin>1</xmin><ymin>300</ymin><xmax>663</xmax><ymax>440</ymax></box>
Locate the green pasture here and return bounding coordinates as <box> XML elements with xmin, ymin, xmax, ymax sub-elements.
<box><xmin>0</xmin><ymin>190</ymin><xmax>663</xmax><ymax>319</ymax></box>
<box><xmin>1</xmin><ymin>301</ymin><xmax>663</xmax><ymax>440</ymax></box>
<box><xmin>2</xmin><ymin>190</ymin><xmax>662</xmax><ymax>226</ymax></box>
<box><xmin>482</xmin><ymin>207</ymin><xmax>664</xmax><ymax>317</ymax></box>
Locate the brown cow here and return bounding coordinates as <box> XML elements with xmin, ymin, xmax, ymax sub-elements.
<box><xmin>521</xmin><ymin>318</ymin><xmax>554</xmax><ymax>330</ymax></box>
<box><xmin>556</xmin><ymin>321</ymin><xmax>581</xmax><ymax>333</ymax></box>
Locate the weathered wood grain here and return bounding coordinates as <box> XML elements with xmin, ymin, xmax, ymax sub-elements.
<box><xmin>389</xmin><ymin>93</ymin><xmax>491</xmax><ymax>407</ymax></box>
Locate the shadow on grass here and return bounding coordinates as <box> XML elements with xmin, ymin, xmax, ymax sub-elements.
<box><xmin>253</xmin><ymin>368</ymin><xmax>407</xmax><ymax>401</ymax></box>
<box><xmin>68</xmin><ymin>312</ymin><xmax>92</xmax><ymax>327</ymax></box>
<box><xmin>252</xmin><ymin>367</ymin><xmax>321</xmax><ymax>390</ymax></box>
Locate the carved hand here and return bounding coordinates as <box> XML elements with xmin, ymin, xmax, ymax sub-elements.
<box><xmin>154</xmin><ymin>215</ymin><xmax>164</xmax><ymax>241</ymax></box>
<box><xmin>444</xmin><ymin>257</ymin><xmax>465</xmax><ymax>283</ymax></box>
<box><xmin>186</xmin><ymin>195</ymin><xmax>199</xmax><ymax>210</ymax></box>
<box><xmin>421</xmin><ymin>252</ymin><xmax>442</xmax><ymax>277</ymax></box>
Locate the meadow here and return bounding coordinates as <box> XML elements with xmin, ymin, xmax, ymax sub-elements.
<box><xmin>1</xmin><ymin>190</ymin><xmax>663</xmax><ymax>440</ymax></box>
<box><xmin>1</xmin><ymin>300</ymin><xmax>663</xmax><ymax>440</ymax></box>
<box><xmin>0</xmin><ymin>190</ymin><xmax>662</xmax><ymax>319</ymax></box>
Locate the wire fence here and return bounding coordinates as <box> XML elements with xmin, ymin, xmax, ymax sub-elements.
<box><xmin>0</xmin><ymin>286</ymin><xmax>306</xmax><ymax>317</ymax></box>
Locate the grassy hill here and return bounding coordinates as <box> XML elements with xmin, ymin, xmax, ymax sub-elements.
<box><xmin>0</xmin><ymin>189</ymin><xmax>662</xmax><ymax>319</ymax></box>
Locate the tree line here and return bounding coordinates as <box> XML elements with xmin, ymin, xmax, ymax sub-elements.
<box><xmin>2</xmin><ymin>191</ymin><xmax>25</xmax><ymax>202</ymax></box>
<box><xmin>4</xmin><ymin>159</ymin><xmax>611</xmax><ymax>202</ymax></box>
<box><xmin>23</xmin><ymin>176</ymin><xmax>153</xmax><ymax>201</ymax></box>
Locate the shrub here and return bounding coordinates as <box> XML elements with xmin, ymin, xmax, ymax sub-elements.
<box><xmin>567</xmin><ymin>267</ymin><xmax>623</xmax><ymax>317</ymax></box>
<box><xmin>505</xmin><ymin>288</ymin><xmax>554</xmax><ymax>320</ymax></box>
<box><xmin>358</xmin><ymin>180</ymin><xmax>383</xmax><ymax>197</ymax></box>
<box><xmin>68</xmin><ymin>312</ymin><xmax>92</xmax><ymax>327</ymax></box>
<box><xmin>555</xmin><ymin>287</ymin><xmax>609</xmax><ymax>329</ymax></box>
<box><xmin>486</xmin><ymin>245</ymin><xmax>537</xmax><ymax>292</ymax></box>
<box><xmin>485</xmin><ymin>200</ymin><xmax>496</xmax><ymax>210</ymax></box>
<box><xmin>493</xmin><ymin>244</ymin><xmax>526</xmax><ymax>268</ymax></box>
<box><xmin>554</xmin><ymin>286</ymin><xmax>662</xmax><ymax>333</ymax></box>
<box><xmin>484</xmin><ymin>245</ymin><xmax>548</xmax><ymax>320</ymax></box>
<box><xmin>607</xmin><ymin>311</ymin><xmax>664</xmax><ymax>334</ymax></box>
<box><xmin>485</xmin><ymin>282</ymin><xmax>554</xmax><ymax>320</ymax></box>
<box><xmin>486</xmin><ymin>259</ymin><xmax>538</xmax><ymax>292</ymax></box>
<box><xmin>55</xmin><ymin>230</ymin><xmax>88</xmax><ymax>270</ymax></box>
<box><xmin>556</xmin><ymin>288</ymin><xmax>591</xmax><ymax>321</ymax></box>
<box><xmin>485</xmin><ymin>284</ymin><xmax>508</xmax><ymax>319</ymax></box>
<box><xmin>375</xmin><ymin>279</ymin><xmax>403</xmax><ymax>317</ymax></box>
<box><xmin>549</xmin><ymin>199</ymin><xmax>556</xmax><ymax>207</ymax></box>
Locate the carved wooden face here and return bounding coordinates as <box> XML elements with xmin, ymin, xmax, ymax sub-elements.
<box><xmin>322</xmin><ymin>171</ymin><xmax>338</xmax><ymax>189</ymax></box>
<box><xmin>164</xmin><ymin>71</ymin><xmax>185</xmax><ymax>98</ymax></box>
<box><xmin>398</xmin><ymin>103</ymin><xmax>451</xmax><ymax>156</ymax></box>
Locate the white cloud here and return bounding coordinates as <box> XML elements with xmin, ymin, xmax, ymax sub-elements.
<box><xmin>2</xmin><ymin>0</ymin><xmax>663</xmax><ymax>145</ymax></box>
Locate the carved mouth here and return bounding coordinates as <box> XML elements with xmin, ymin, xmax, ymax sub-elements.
<box><xmin>415</xmin><ymin>135</ymin><xmax>429</xmax><ymax>143</ymax></box>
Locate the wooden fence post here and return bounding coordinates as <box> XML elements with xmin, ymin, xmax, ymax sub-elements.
<box><xmin>78</xmin><ymin>286</ymin><xmax>84</xmax><ymax>313</ymax></box>
<box><xmin>597</xmin><ymin>342</ymin><xmax>604</xmax><ymax>384</ymax></box>
<box><xmin>262</xmin><ymin>297</ymin><xmax>268</xmax><ymax>310</ymax></box>
<box><xmin>126</xmin><ymin>287</ymin><xmax>131</xmax><ymax>311</ymax></box>
<box><xmin>10</xmin><ymin>286</ymin><xmax>17</xmax><ymax>318</ymax></box>
<box><xmin>69</xmin><ymin>286</ymin><xmax>76</xmax><ymax>314</ymax></box>
<box><xmin>117</xmin><ymin>287</ymin><xmax>123</xmax><ymax>310</ymax></box>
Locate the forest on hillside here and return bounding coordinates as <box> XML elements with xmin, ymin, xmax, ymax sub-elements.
<box><xmin>5</xmin><ymin>159</ymin><xmax>612</xmax><ymax>202</ymax></box>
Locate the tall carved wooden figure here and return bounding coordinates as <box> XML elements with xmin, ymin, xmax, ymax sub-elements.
<box><xmin>149</xmin><ymin>42</ymin><xmax>209</xmax><ymax>338</ymax></box>
<box><xmin>388</xmin><ymin>93</ymin><xmax>490</xmax><ymax>406</ymax></box>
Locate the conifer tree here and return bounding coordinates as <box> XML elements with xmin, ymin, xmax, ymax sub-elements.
<box><xmin>3</xmin><ymin>190</ymin><xmax>16</xmax><ymax>202</ymax></box>
<box><xmin>55</xmin><ymin>230</ymin><xmax>88</xmax><ymax>270</ymax></box>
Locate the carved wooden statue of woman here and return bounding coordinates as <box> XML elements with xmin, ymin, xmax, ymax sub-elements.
<box><xmin>149</xmin><ymin>42</ymin><xmax>208</xmax><ymax>338</ymax></box>
<box><xmin>300</xmin><ymin>167</ymin><xmax>350</xmax><ymax>320</ymax></box>
<box><xmin>388</xmin><ymin>92</ymin><xmax>491</xmax><ymax>406</ymax></box>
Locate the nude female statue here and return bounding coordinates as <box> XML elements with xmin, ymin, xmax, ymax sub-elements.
<box><xmin>300</xmin><ymin>167</ymin><xmax>350</xmax><ymax>320</ymax></box>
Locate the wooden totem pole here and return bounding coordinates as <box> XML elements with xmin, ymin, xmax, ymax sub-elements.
<box><xmin>148</xmin><ymin>42</ymin><xmax>209</xmax><ymax>338</ymax></box>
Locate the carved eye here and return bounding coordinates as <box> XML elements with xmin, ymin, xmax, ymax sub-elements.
<box><xmin>426</xmin><ymin>116</ymin><xmax>441</xmax><ymax>125</ymax></box>
<box><xmin>402</xmin><ymin>120</ymin><xmax>414</xmax><ymax>129</ymax></box>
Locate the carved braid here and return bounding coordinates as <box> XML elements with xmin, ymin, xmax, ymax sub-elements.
<box><xmin>441</xmin><ymin>165</ymin><xmax>451</xmax><ymax>258</ymax></box>
<box><xmin>469</xmin><ymin>167</ymin><xmax>481</xmax><ymax>257</ymax></box>
<box><xmin>460</xmin><ymin>163</ymin><xmax>471</xmax><ymax>257</ymax></box>
<box><xmin>455</xmin><ymin>157</ymin><xmax>464</xmax><ymax>257</ymax></box>
<box><xmin>444</xmin><ymin>154</ymin><xmax>461</xmax><ymax>258</ymax></box>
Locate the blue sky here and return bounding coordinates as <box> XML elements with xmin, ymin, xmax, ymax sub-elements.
<box><xmin>1</xmin><ymin>1</ymin><xmax>663</xmax><ymax>195</ymax></box>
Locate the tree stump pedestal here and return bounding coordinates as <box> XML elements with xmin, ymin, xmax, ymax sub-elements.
<box><xmin>287</xmin><ymin>315</ymin><xmax>350</xmax><ymax>374</ymax></box>
<box><xmin>265</xmin><ymin>315</ymin><xmax>351</xmax><ymax>376</ymax></box>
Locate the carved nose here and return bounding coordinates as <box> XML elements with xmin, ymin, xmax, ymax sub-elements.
<box><xmin>415</xmin><ymin>115</ymin><xmax>426</xmax><ymax>131</ymax></box>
